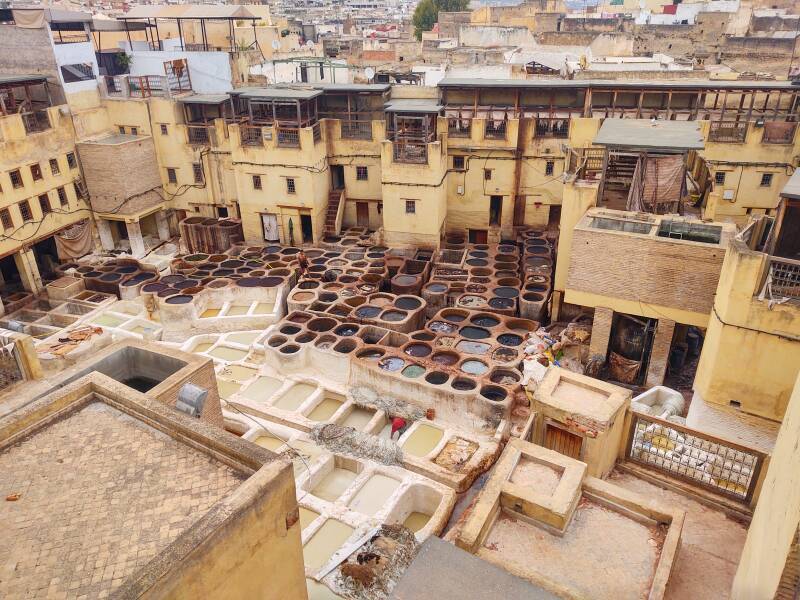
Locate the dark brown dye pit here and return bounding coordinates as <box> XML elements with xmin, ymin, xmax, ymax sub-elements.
<box><xmin>491</xmin><ymin>370</ymin><xmax>521</xmax><ymax>384</ymax></box>
<box><xmin>116</xmin><ymin>266</ymin><xmax>137</xmax><ymax>274</ymax></box>
<box><xmin>357</xmin><ymin>349</ymin><xmax>384</xmax><ymax>360</ymax></box>
<box><xmin>261</xmin><ymin>277</ymin><xmax>284</xmax><ymax>287</ymax></box>
<box><xmin>279</xmin><ymin>344</ymin><xmax>300</xmax><ymax>354</ymax></box>
<box><xmin>431</xmin><ymin>352</ymin><xmax>458</xmax><ymax>366</ymax></box>
<box><xmin>425</xmin><ymin>372</ymin><xmax>448</xmax><ymax>385</ymax></box>
<box><xmin>466</xmin><ymin>259</ymin><xmax>488</xmax><ymax>266</ymax></box>
<box><xmin>280</xmin><ymin>325</ymin><xmax>301</xmax><ymax>335</ymax></box>
<box><xmin>405</xmin><ymin>343</ymin><xmax>431</xmax><ymax>357</ymax></box>
<box><xmin>220</xmin><ymin>260</ymin><xmax>244</xmax><ymax>268</ymax></box>
<box><xmin>307</xmin><ymin>318</ymin><xmax>336</xmax><ymax>332</ymax></box>
<box><xmin>396</xmin><ymin>297</ymin><xmax>421</xmax><ymax>310</ymax></box>
<box><xmin>335</xmin><ymin>325</ymin><xmax>359</xmax><ymax>336</ymax></box>
<box><xmin>165</xmin><ymin>295</ymin><xmax>192</xmax><ymax>304</ymax></box>
<box><xmin>472</xmin><ymin>315</ymin><xmax>499</xmax><ymax>328</ymax></box>
<box><xmin>493</xmin><ymin>348</ymin><xmax>518</xmax><ymax>363</ymax></box>
<box><xmin>443</xmin><ymin>312</ymin><xmax>466</xmax><ymax>323</ymax></box>
<box><xmin>452</xmin><ymin>378</ymin><xmax>476</xmax><ymax>391</ymax></box>
<box><xmin>394</xmin><ymin>275</ymin><xmax>418</xmax><ymax>286</ymax></box>
<box><xmin>236</xmin><ymin>277</ymin><xmax>262</xmax><ymax>288</ymax></box>
<box><xmin>355</xmin><ymin>306</ymin><xmax>381</xmax><ymax>318</ymax></box>
<box><xmin>298</xmin><ymin>281</ymin><xmax>320</xmax><ymax>290</ymax></box>
<box><xmin>411</xmin><ymin>332</ymin><xmax>435</xmax><ymax>341</ymax></box>
<box><xmin>460</xmin><ymin>326</ymin><xmax>490</xmax><ymax>340</ymax></box>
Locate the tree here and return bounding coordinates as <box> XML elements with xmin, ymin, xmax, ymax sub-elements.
<box><xmin>413</xmin><ymin>0</ymin><xmax>470</xmax><ymax>40</ymax></box>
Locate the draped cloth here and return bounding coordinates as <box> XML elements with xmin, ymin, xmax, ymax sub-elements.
<box><xmin>627</xmin><ymin>154</ymin><xmax>686</xmax><ymax>214</ymax></box>
<box><xmin>11</xmin><ymin>9</ymin><xmax>46</xmax><ymax>28</ymax></box>
<box><xmin>54</xmin><ymin>219</ymin><xmax>93</xmax><ymax>260</ymax></box>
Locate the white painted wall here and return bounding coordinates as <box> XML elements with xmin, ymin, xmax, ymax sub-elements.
<box><xmin>127</xmin><ymin>50</ymin><xmax>233</xmax><ymax>93</ymax></box>
<box><xmin>52</xmin><ymin>39</ymin><xmax>100</xmax><ymax>94</ymax></box>
<box><xmin>250</xmin><ymin>59</ymin><xmax>351</xmax><ymax>84</ymax></box>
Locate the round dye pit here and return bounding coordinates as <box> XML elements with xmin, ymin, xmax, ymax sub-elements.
<box><xmin>165</xmin><ymin>295</ymin><xmax>192</xmax><ymax>304</ymax></box>
<box><xmin>489</xmin><ymin>298</ymin><xmax>515</xmax><ymax>310</ymax></box>
<box><xmin>428</xmin><ymin>320</ymin><xmax>457</xmax><ymax>334</ymax></box>
<box><xmin>523</xmin><ymin>292</ymin><xmax>545</xmax><ymax>302</ymax></box>
<box><xmin>442</xmin><ymin>311</ymin><xmax>467</xmax><ymax>323</ymax></box>
<box><xmin>494</xmin><ymin>287</ymin><xmax>520</xmax><ymax>299</ymax></box>
<box><xmin>334</xmin><ymin>339</ymin><xmax>356</xmax><ymax>353</ymax></box>
<box><xmin>426</xmin><ymin>283</ymin><xmax>448</xmax><ymax>293</ymax></box>
<box><xmin>402</xmin><ymin>364</ymin><xmax>425</xmax><ymax>378</ymax></box>
<box><xmin>472</xmin><ymin>314</ymin><xmax>500</xmax><ymax>328</ymax></box>
<box><xmin>497</xmin><ymin>333</ymin><xmax>523</xmax><ymax>347</ymax></box>
<box><xmin>457</xmin><ymin>340</ymin><xmax>491</xmax><ymax>354</ymax></box>
<box><xmin>404</xmin><ymin>343</ymin><xmax>432</xmax><ymax>357</ymax></box>
<box><xmin>411</xmin><ymin>332</ymin><xmax>435</xmax><ymax>341</ymax></box>
<box><xmin>452</xmin><ymin>378</ymin><xmax>476</xmax><ymax>391</ymax></box>
<box><xmin>381</xmin><ymin>310</ymin><xmax>407</xmax><ymax>322</ymax></box>
<box><xmin>460</xmin><ymin>326</ymin><xmax>490</xmax><ymax>340</ymax></box>
<box><xmin>307</xmin><ymin>318</ymin><xmax>336</xmax><ymax>332</ymax></box>
<box><xmin>296</xmin><ymin>333</ymin><xmax>316</xmax><ymax>344</ymax></box>
<box><xmin>280</xmin><ymin>325</ymin><xmax>301</xmax><ymax>335</ymax></box>
<box><xmin>492</xmin><ymin>348</ymin><xmax>518</xmax><ymax>363</ymax></box>
<box><xmin>334</xmin><ymin>324</ymin><xmax>359</xmax><ymax>336</ymax></box>
<box><xmin>490</xmin><ymin>370</ymin><xmax>521</xmax><ymax>385</ymax></box>
<box><xmin>357</xmin><ymin>348</ymin><xmax>384</xmax><ymax>360</ymax></box>
<box><xmin>466</xmin><ymin>258</ymin><xmax>488</xmax><ymax>267</ymax></box>
<box><xmin>395</xmin><ymin>297</ymin><xmax>422</xmax><ymax>310</ymax></box>
<box><xmin>279</xmin><ymin>344</ymin><xmax>300</xmax><ymax>354</ymax></box>
<box><xmin>268</xmin><ymin>335</ymin><xmax>288</xmax><ymax>347</ymax></box>
<box><xmin>481</xmin><ymin>385</ymin><xmax>508</xmax><ymax>402</ymax></box>
<box><xmin>378</xmin><ymin>357</ymin><xmax>405</xmax><ymax>372</ymax></box>
<box><xmin>461</xmin><ymin>359</ymin><xmax>488</xmax><ymax>375</ymax></box>
<box><xmin>355</xmin><ymin>306</ymin><xmax>381</xmax><ymax>318</ymax></box>
<box><xmin>425</xmin><ymin>371</ymin><xmax>449</xmax><ymax>385</ymax></box>
<box><xmin>431</xmin><ymin>351</ymin><xmax>458</xmax><ymax>366</ymax></box>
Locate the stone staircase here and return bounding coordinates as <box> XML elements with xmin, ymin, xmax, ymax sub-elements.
<box><xmin>325</xmin><ymin>190</ymin><xmax>343</xmax><ymax>234</ymax></box>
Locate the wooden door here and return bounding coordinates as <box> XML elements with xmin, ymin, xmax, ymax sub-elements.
<box><xmin>544</xmin><ymin>423</ymin><xmax>582</xmax><ymax>460</ymax></box>
<box><xmin>469</xmin><ymin>229</ymin><xmax>488</xmax><ymax>244</ymax></box>
<box><xmin>356</xmin><ymin>202</ymin><xmax>370</xmax><ymax>228</ymax></box>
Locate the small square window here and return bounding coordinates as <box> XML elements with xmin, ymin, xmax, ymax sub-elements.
<box><xmin>160</xmin><ymin>124</ymin><xmax>168</xmax><ymax>135</ymax></box>
<box><xmin>57</xmin><ymin>186</ymin><xmax>68</xmax><ymax>207</ymax></box>
<box><xmin>49</xmin><ymin>158</ymin><xmax>60</xmax><ymax>176</ymax></box>
<box><xmin>0</xmin><ymin>208</ymin><xmax>12</xmax><ymax>230</ymax></box>
<box><xmin>18</xmin><ymin>200</ymin><xmax>32</xmax><ymax>222</ymax></box>
<box><xmin>405</xmin><ymin>200</ymin><xmax>416</xmax><ymax>214</ymax></box>
<box><xmin>484</xmin><ymin>169</ymin><xmax>492</xmax><ymax>181</ymax></box>
<box><xmin>760</xmin><ymin>173</ymin><xmax>773</xmax><ymax>187</ymax></box>
<box><xmin>286</xmin><ymin>178</ymin><xmax>296</xmax><ymax>194</ymax></box>
<box><xmin>545</xmin><ymin>160</ymin><xmax>554</xmax><ymax>176</ymax></box>
<box><xmin>118</xmin><ymin>126</ymin><xmax>126</xmax><ymax>134</ymax></box>
<box><xmin>66</xmin><ymin>152</ymin><xmax>77</xmax><ymax>169</ymax></box>
<box><xmin>30</xmin><ymin>164</ymin><xmax>42</xmax><ymax>181</ymax></box>
<box><xmin>167</xmin><ymin>168</ymin><xmax>177</xmax><ymax>184</ymax></box>
<box><xmin>9</xmin><ymin>170</ymin><xmax>23</xmax><ymax>189</ymax></box>
<box><xmin>130</xmin><ymin>127</ymin><xmax>138</xmax><ymax>136</ymax></box>
<box><xmin>252</xmin><ymin>175</ymin><xmax>262</xmax><ymax>190</ymax></box>
<box><xmin>453</xmin><ymin>156</ymin><xmax>465</xmax><ymax>170</ymax></box>
<box><xmin>39</xmin><ymin>194</ymin><xmax>51</xmax><ymax>215</ymax></box>
<box><xmin>377</xmin><ymin>202</ymin><xmax>383</xmax><ymax>214</ymax></box>
<box><xmin>356</xmin><ymin>166</ymin><xmax>368</xmax><ymax>181</ymax></box>
<box><xmin>192</xmin><ymin>163</ymin><xmax>203</xmax><ymax>183</ymax></box>
<box><xmin>216</xmin><ymin>206</ymin><xmax>229</xmax><ymax>218</ymax></box>
<box><xmin>715</xmin><ymin>172</ymin><xmax>726</xmax><ymax>185</ymax></box>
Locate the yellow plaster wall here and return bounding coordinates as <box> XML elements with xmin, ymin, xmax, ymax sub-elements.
<box><xmin>553</xmin><ymin>180</ymin><xmax>599</xmax><ymax>293</ymax></box>
<box><xmin>694</xmin><ymin>240</ymin><xmax>800</xmax><ymax>420</ymax></box>
<box><xmin>731</xmin><ymin>373</ymin><xmax>800</xmax><ymax>600</ymax></box>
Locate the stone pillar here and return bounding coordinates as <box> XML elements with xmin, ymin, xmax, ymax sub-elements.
<box><xmin>13</xmin><ymin>248</ymin><xmax>44</xmax><ymax>293</ymax></box>
<box><xmin>155</xmin><ymin>210</ymin><xmax>171</xmax><ymax>241</ymax></box>
<box><xmin>550</xmin><ymin>290</ymin><xmax>563</xmax><ymax>322</ymax></box>
<box><xmin>97</xmin><ymin>218</ymin><xmax>115</xmax><ymax>251</ymax></box>
<box><xmin>126</xmin><ymin>220</ymin><xmax>146</xmax><ymax>258</ymax></box>
<box><xmin>645</xmin><ymin>318</ymin><xmax>676</xmax><ymax>388</ymax></box>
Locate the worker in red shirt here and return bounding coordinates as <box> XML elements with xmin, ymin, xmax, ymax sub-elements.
<box><xmin>390</xmin><ymin>416</ymin><xmax>408</xmax><ymax>441</ymax></box>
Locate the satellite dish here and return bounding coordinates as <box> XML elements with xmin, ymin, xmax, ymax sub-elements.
<box><xmin>306</xmin><ymin>40</ymin><xmax>315</xmax><ymax>48</ymax></box>
<box><xmin>365</xmin><ymin>67</ymin><xmax>375</xmax><ymax>81</ymax></box>
<box><xmin>271</xmin><ymin>39</ymin><xmax>280</xmax><ymax>50</ymax></box>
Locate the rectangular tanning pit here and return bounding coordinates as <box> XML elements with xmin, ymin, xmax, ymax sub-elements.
<box><xmin>307</xmin><ymin>456</ymin><xmax>362</xmax><ymax>502</ymax></box>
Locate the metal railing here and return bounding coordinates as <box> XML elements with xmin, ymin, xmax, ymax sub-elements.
<box><xmin>763</xmin><ymin>256</ymin><xmax>800</xmax><ymax>301</ymax></box>
<box><xmin>104</xmin><ymin>75</ymin><xmax>125</xmax><ymax>97</ymax></box>
<box><xmin>240</xmin><ymin>125</ymin><xmax>264</xmax><ymax>146</ymax></box>
<box><xmin>312</xmin><ymin>122</ymin><xmax>321</xmax><ymax>144</ymax></box>
<box><xmin>448</xmin><ymin>117</ymin><xmax>471</xmax><ymax>138</ymax></box>
<box><xmin>21</xmin><ymin>110</ymin><xmax>51</xmax><ymax>134</ymax></box>
<box><xmin>762</xmin><ymin>121</ymin><xmax>797</xmax><ymax>145</ymax></box>
<box><xmin>393</xmin><ymin>140</ymin><xmax>428</xmax><ymax>164</ymax></box>
<box><xmin>341</xmin><ymin>120</ymin><xmax>372</xmax><ymax>140</ymax></box>
<box><xmin>484</xmin><ymin>120</ymin><xmax>507</xmax><ymax>140</ymax></box>
<box><xmin>626</xmin><ymin>412</ymin><xmax>765</xmax><ymax>504</ymax></box>
<box><xmin>128</xmin><ymin>75</ymin><xmax>163</xmax><ymax>98</ymax></box>
<box><xmin>709</xmin><ymin>120</ymin><xmax>748</xmax><ymax>143</ymax></box>
<box><xmin>277</xmin><ymin>126</ymin><xmax>300</xmax><ymax>148</ymax></box>
<box><xmin>535</xmin><ymin>117</ymin><xmax>570</xmax><ymax>138</ymax></box>
<box><xmin>187</xmin><ymin>125</ymin><xmax>215</xmax><ymax>146</ymax></box>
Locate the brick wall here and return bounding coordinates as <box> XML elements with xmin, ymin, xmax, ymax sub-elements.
<box><xmin>77</xmin><ymin>136</ymin><xmax>163</xmax><ymax>215</ymax></box>
<box><xmin>567</xmin><ymin>228</ymin><xmax>725</xmax><ymax>316</ymax></box>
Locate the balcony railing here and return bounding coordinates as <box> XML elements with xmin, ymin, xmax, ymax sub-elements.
<box><xmin>448</xmin><ymin>117</ymin><xmax>471</xmax><ymax>138</ymax></box>
<box><xmin>484</xmin><ymin>120</ymin><xmax>507</xmax><ymax>140</ymax></box>
<box><xmin>241</xmin><ymin>125</ymin><xmax>264</xmax><ymax>146</ymax></box>
<box><xmin>128</xmin><ymin>75</ymin><xmax>164</xmax><ymax>98</ymax></box>
<box><xmin>626</xmin><ymin>411</ymin><xmax>765</xmax><ymax>504</ymax></box>
<box><xmin>535</xmin><ymin>117</ymin><xmax>570</xmax><ymax>138</ymax></box>
<box><xmin>20</xmin><ymin>110</ymin><xmax>51</xmax><ymax>134</ymax></box>
<box><xmin>277</xmin><ymin>126</ymin><xmax>300</xmax><ymax>148</ymax></box>
<box><xmin>709</xmin><ymin>120</ymin><xmax>748</xmax><ymax>143</ymax></box>
<box><xmin>762</xmin><ymin>121</ymin><xmax>797</xmax><ymax>145</ymax></box>
<box><xmin>341</xmin><ymin>120</ymin><xmax>372</xmax><ymax>140</ymax></box>
<box><xmin>763</xmin><ymin>256</ymin><xmax>800</xmax><ymax>302</ymax></box>
<box><xmin>187</xmin><ymin>125</ymin><xmax>215</xmax><ymax>146</ymax></box>
<box><xmin>393</xmin><ymin>140</ymin><xmax>428</xmax><ymax>164</ymax></box>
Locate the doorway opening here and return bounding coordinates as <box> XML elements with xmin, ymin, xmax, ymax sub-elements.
<box><xmin>468</xmin><ymin>229</ymin><xmax>488</xmax><ymax>244</ymax></box>
<box><xmin>356</xmin><ymin>202</ymin><xmax>369</xmax><ymax>228</ymax></box>
<box><xmin>489</xmin><ymin>195</ymin><xmax>502</xmax><ymax>226</ymax></box>
<box><xmin>331</xmin><ymin>165</ymin><xmax>345</xmax><ymax>190</ymax></box>
<box><xmin>300</xmin><ymin>213</ymin><xmax>314</xmax><ymax>244</ymax></box>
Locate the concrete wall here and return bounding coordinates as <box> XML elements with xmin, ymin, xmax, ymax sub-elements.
<box><xmin>459</xmin><ymin>25</ymin><xmax>535</xmax><ymax>47</ymax></box>
<box><xmin>731</xmin><ymin>373</ymin><xmax>800</xmax><ymax>599</ymax></box>
<box><xmin>0</xmin><ymin>25</ymin><xmax>65</xmax><ymax>105</ymax></box>
<box><xmin>694</xmin><ymin>240</ymin><xmax>800</xmax><ymax>420</ymax></box>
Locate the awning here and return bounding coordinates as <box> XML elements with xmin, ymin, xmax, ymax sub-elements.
<box><xmin>123</xmin><ymin>5</ymin><xmax>257</xmax><ymax>20</ymax></box>
<box><xmin>90</xmin><ymin>18</ymin><xmax>150</xmax><ymax>32</ymax></box>
<box><xmin>240</xmin><ymin>88</ymin><xmax>322</xmax><ymax>101</ymax></box>
<box><xmin>384</xmin><ymin>98</ymin><xmax>443</xmax><ymax>114</ymax></box>
<box><xmin>593</xmin><ymin>119</ymin><xmax>705</xmax><ymax>152</ymax></box>
<box><xmin>781</xmin><ymin>169</ymin><xmax>800</xmax><ymax>201</ymax></box>
<box><xmin>177</xmin><ymin>94</ymin><xmax>231</xmax><ymax>105</ymax></box>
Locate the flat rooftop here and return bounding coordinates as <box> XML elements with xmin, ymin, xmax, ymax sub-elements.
<box><xmin>593</xmin><ymin>119</ymin><xmax>705</xmax><ymax>152</ymax></box>
<box><xmin>81</xmin><ymin>132</ymin><xmax>146</xmax><ymax>145</ymax></box>
<box><xmin>0</xmin><ymin>400</ymin><xmax>246</xmax><ymax>599</ymax></box>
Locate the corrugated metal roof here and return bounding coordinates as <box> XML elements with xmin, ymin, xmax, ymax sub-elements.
<box><xmin>384</xmin><ymin>98</ymin><xmax>443</xmax><ymax>113</ymax></box>
<box><xmin>318</xmin><ymin>83</ymin><xmax>391</xmax><ymax>93</ymax></box>
<box><xmin>593</xmin><ymin>119</ymin><xmax>705</xmax><ymax>151</ymax></box>
<box><xmin>438</xmin><ymin>77</ymin><xmax>800</xmax><ymax>90</ymax></box>
<box><xmin>0</xmin><ymin>74</ymin><xmax>48</xmax><ymax>86</ymax></box>
<box><xmin>781</xmin><ymin>169</ymin><xmax>800</xmax><ymax>200</ymax></box>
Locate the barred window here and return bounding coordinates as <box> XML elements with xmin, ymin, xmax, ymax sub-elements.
<box><xmin>19</xmin><ymin>200</ymin><xmax>32</xmax><ymax>222</ymax></box>
<box><xmin>714</xmin><ymin>172</ymin><xmax>726</xmax><ymax>185</ymax></box>
<box><xmin>453</xmin><ymin>156</ymin><xmax>465</xmax><ymax>170</ymax></box>
<box><xmin>30</xmin><ymin>163</ymin><xmax>42</xmax><ymax>181</ymax></box>
<box><xmin>356</xmin><ymin>166</ymin><xmax>368</xmax><ymax>181</ymax></box>
<box><xmin>405</xmin><ymin>200</ymin><xmax>416</xmax><ymax>214</ymax></box>
<box><xmin>286</xmin><ymin>178</ymin><xmax>296</xmax><ymax>194</ymax></box>
<box><xmin>39</xmin><ymin>194</ymin><xmax>52</xmax><ymax>215</ymax></box>
<box><xmin>10</xmin><ymin>170</ymin><xmax>23</xmax><ymax>189</ymax></box>
<box><xmin>57</xmin><ymin>186</ymin><xmax>68</xmax><ymax>207</ymax></box>
<box><xmin>193</xmin><ymin>163</ymin><xmax>203</xmax><ymax>183</ymax></box>
<box><xmin>252</xmin><ymin>175</ymin><xmax>262</xmax><ymax>190</ymax></box>
<box><xmin>0</xmin><ymin>208</ymin><xmax>13</xmax><ymax>230</ymax></box>
<box><xmin>49</xmin><ymin>158</ymin><xmax>60</xmax><ymax>175</ymax></box>
<box><xmin>545</xmin><ymin>160</ymin><xmax>554</xmax><ymax>176</ymax></box>
<box><xmin>167</xmin><ymin>168</ymin><xmax>177</xmax><ymax>184</ymax></box>
<box><xmin>66</xmin><ymin>152</ymin><xmax>77</xmax><ymax>169</ymax></box>
<box><xmin>760</xmin><ymin>173</ymin><xmax>773</xmax><ymax>187</ymax></box>
<box><xmin>160</xmin><ymin>124</ymin><xmax>168</xmax><ymax>135</ymax></box>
